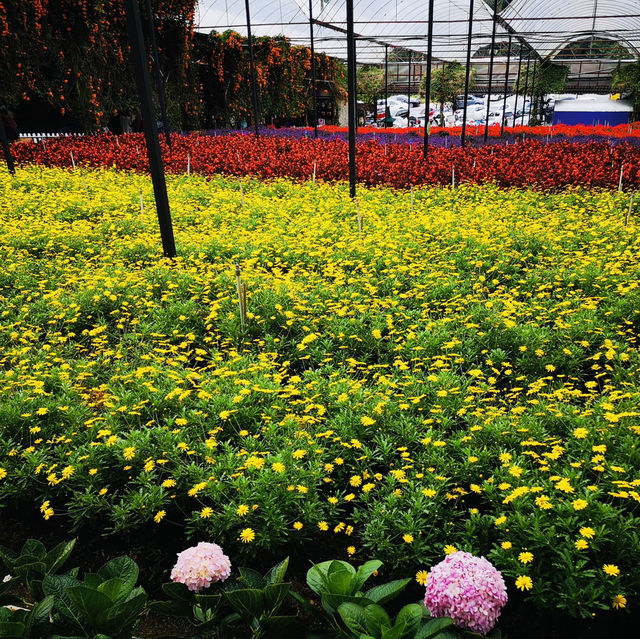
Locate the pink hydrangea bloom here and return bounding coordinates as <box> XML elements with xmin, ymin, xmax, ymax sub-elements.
<box><xmin>170</xmin><ymin>542</ymin><xmax>231</xmax><ymax>592</ymax></box>
<box><xmin>424</xmin><ymin>551</ymin><xmax>507</xmax><ymax>635</ymax></box>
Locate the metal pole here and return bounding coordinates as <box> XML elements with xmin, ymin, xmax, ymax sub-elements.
<box><xmin>528</xmin><ymin>59</ymin><xmax>537</xmax><ymax>123</ymax></box>
<box><xmin>346</xmin><ymin>0</ymin><xmax>357</xmax><ymax>199</ymax></box>
<box><xmin>244</xmin><ymin>0</ymin><xmax>260</xmax><ymax>138</ymax></box>
<box><xmin>513</xmin><ymin>48</ymin><xmax>523</xmax><ymax>127</ymax></box>
<box><xmin>124</xmin><ymin>0</ymin><xmax>176</xmax><ymax>258</ymax></box>
<box><xmin>423</xmin><ymin>0</ymin><xmax>434</xmax><ymax>156</ymax></box>
<box><xmin>484</xmin><ymin>0</ymin><xmax>499</xmax><ymax>142</ymax></box>
<box><xmin>501</xmin><ymin>33</ymin><xmax>512</xmax><ymax>135</ymax></box>
<box><xmin>522</xmin><ymin>54</ymin><xmax>531</xmax><ymax>126</ymax></box>
<box><xmin>145</xmin><ymin>0</ymin><xmax>171</xmax><ymax>150</ymax></box>
<box><xmin>461</xmin><ymin>0</ymin><xmax>475</xmax><ymax>148</ymax></box>
<box><xmin>0</xmin><ymin>114</ymin><xmax>15</xmax><ymax>176</ymax></box>
<box><xmin>407</xmin><ymin>50</ymin><xmax>412</xmax><ymax>126</ymax></box>
<box><xmin>309</xmin><ymin>0</ymin><xmax>318</xmax><ymax>137</ymax></box>
<box><xmin>384</xmin><ymin>44</ymin><xmax>389</xmax><ymax>128</ymax></box>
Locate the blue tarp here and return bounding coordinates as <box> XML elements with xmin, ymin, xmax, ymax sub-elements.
<box><xmin>553</xmin><ymin>111</ymin><xmax>631</xmax><ymax>126</ymax></box>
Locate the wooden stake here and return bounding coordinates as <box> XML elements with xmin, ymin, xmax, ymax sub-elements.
<box><xmin>619</xmin><ymin>164</ymin><xmax>624</xmax><ymax>192</ymax></box>
<box><xmin>116</xmin><ymin>136</ymin><xmax>120</xmax><ymax>148</ymax></box>
<box><xmin>70</xmin><ymin>151</ymin><xmax>76</xmax><ymax>170</ymax></box>
<box><xmin>626</xmin><ymin>192</ymin><xmax>634</xmax><ymax>227</ymax></box>
<box><xmin>187</xmin><ymin>152</ymin><xmax>191</xmax><ymax>175</ymax></box>
<box><xmin>451</xmin><ymin>164</ymin><xmax>455</xmax><ymax>188</ymax></box>
<box><xmin>312</xmin><ymin>160</ymin><xmax>317</xmax><ymax>183</ymax></box>
<box><xmin>235</xmin><ymin>264</ymin><xmax>247</xmax><ymax>328</ymax></box>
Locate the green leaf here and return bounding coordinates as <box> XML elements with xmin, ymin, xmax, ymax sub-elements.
<box><xmin>337</xmin><ymin>602</ymin><xmax>368</xmax><ymax>636</ymax></box>
<box><xmin>263</xmin><ymin>582</ymin><xmax>290</xmax><ymax>610</ymax></box>
<box><xmin>223</xmin><ymin>588</ymin><xmax>265</xmax><ymax>619</ymax></box>
<box><xmin>328</xmin><ymin>560</ymin><xmax>356</xmax><ymax>579</ymax></box>
<box><xmin>265</xmin><ymin>557</ymin><xmax>289</xmax><ymax>585</ymax></box>
<box><xmin>326</xmin><ymin>568</ymin><xmax>355</xmax><ymax>597</ymax></box>
<box><xmin>352</xmin><ymin>560</ymin><xmax>383</xmax><ymax>593</ymax></box>
<box><xmin>21</xmin><ymin>539</ymin><xmax>47</xmax><ymax>561</ymax></box>
<box><xmin>364</xmin><ymin>579</ymin><xmax>410</xmax><ymax>605</ymax></box>
<box><xmin>50</xmin><ymin>597</ymin><xmax>86</xmax><ymax>634</ymax></box>
<box><xmin>194</xmin><ymin>593</ymin><xmax>222</xmax><ymax>609</ymax></box>
<box><xmin>45</xmin><ymin>540</ymin><xmax>76</xmax><ymax>575</ymax></box>
<box><xmin>364</xmin><ymin>603</ymin><xmax>391</xmax><ymax>636</ymax></box>
<box><xmin>97</xmin><ymin>577</ymin><xmax>128</xmax><ymax>604</ymax></box>
<box><xmin>395</xmin><ymin>604</ymin><xmax>422</xmax><ymax>638</ymax></box>
<box><xmin>430</xmin><ymin>632</ymin><xmax>458</xmax><ymax>639</ymax></box>
<box><xmin>42</xmin><ymin>573</ymin><xmax>81</xmax><ymax>604</ymax></box>
<box><xmin>307</xmin><ymin>561</ymin><xmax>333</xmax><ymax>594</ymax></box>
<box><xmin>0</xmin><ymin>621</ymin><xmax>26</xmax><ymax>638</ymax></box>
<box><xmin>322</xmin><ymin>593</ymin><xmax>375</xmax><ymax>612</ymax></box>
<box><xmin>97</xmin><ymin>556</ymin><xmax>138</xmax><ymax>593</ymax></box>
<box><xmin>162</xmin><ymin>581</ymin><xmax>193</xmax><ymax>603</ymax></box>
<box><xmin>239</xmin><ymin>567</ymin><xmax>266</xmax><ymax>589</ymax></box>
<box><xmin>66</xmin><ymin>585</ymin><xmax>114</xmax><ymax>620</ymax></box>
<box><xmin>13</xmin><ymin>555</ymin><xmax>46</xmax><ymax>579</ymax></box>
<box><xmin>27</xmin><ymin>594</ymin><xmax>55</xmax><ymax>629</ymax></box>
<box><xmin>381</xmin><ymin>625</ymin><xmax>404</xmax><ymax>639</ymax></box>
<box><xmin>83</xmin><ymin>573</ymin><xmax>103</xmax><ymax>590</ymax></box>
<box><xmin>0</xmin><ymin>545</ymin><xmax>18</xmax><ymax>570</ymax></box>
<box><xmin>101</xmin><ymin>590</ymin><xmax>147</xmax><ymax>631</ymax></box>
<box><xmin>416</xmin><ymin>617</ymin><xmax>455</xmax><ymax>639</ymax></box>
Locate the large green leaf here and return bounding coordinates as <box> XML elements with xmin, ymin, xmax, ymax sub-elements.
<box><xmin>352</xmin><ymin>560</ymin><xmax>383</xmax><ymax>593</ymax></box>
<box><xmin>364</xmin><ymin>603</ymin><xmax>391</xmax><ymax>636</ymax></box>
<box><xmin>395</xmin><ymin>604</ymin><xmax>422</xmax><ymax>638</ymax></box>
<box><xmin>337</xmin><ymin>602</ymin><xmax>368</xmax><ymax>636</ymax></box>
<box><xmin>381</xmin><ymin>625</ymin><xmax>405</xmax><ymax>639</ymax></box>
<box><xmin>45</xmin><ymin>540</ymin><xmax>76</xmax><ymax>574</ymax></box>
<box><xmin>326</xmin><ymin>568</ymin><xmax>355</xmax><ymax>597</ymax></box>
<box><xmin>97</xmin><ymin>577</ymin><xmax>128</xmax><ymax>604</ymax></box>
<box><xmin>238</xmin><ymin>567</ymin><xmax>266</xmax><ymax>589</ymax></box>
<box><xmin>328</xmin><ymin>560</ymin><xmax>356</xmax><ymax>578</ymax></box>
<box><xmin>415</xmin><ymin>617</ymin><xmax>454</xmax><ymax>639</ymax></box>
<box><xmin>43</xmin><ymin>573</ymin><xmax>81</xmax><ymax>604</ymax></box>
<box><xmin>322</xmin><ymin>593</ymin><xmax>375</xmax><ymax>612</ymax></box>
<box><xmin>97</xmin><ymin>557</ymin><xmax>138</xmax><ymax>594</ymax></box>
<box><xmin>306</xmin><ymin>561</ymin><xmax>333</xmax><ymax>594</ymax></box>
<box><xmin>364</xmin><ymin>579</ymin><xmax>410</xmax><ymax>605</ymax></box>
<box><xmin>24</xmin><ymin>594</ymin><xmax>55</xmax><ymax>633</ymax></box>
<box><xmin>13</xmin><ymin>555</ymin><xmax>46</xmax><ymax>579</ymax></box>
<box><xmin>67</xmin><ymin>585</ymin><xmax>114</xmax><ymax>620</ymax></box>
<box><xmin>265</xmin><ymin>557</ymin><xmax>289</xmax><ymax>585</ymax></box>
<box><xmin>223</xmin><ymin>588</ymin><xmax>265</xmax><ymax>619</ymax></box>
<box><xmin>263</xmin><ymin>582</ymin><xmax>290</xmax><ymax>610</ymax></box>
<box><xmin>0</xmin><ymin>545</ymin><xmax>18</xmax><ymax>569</ymax></box>
<box><xmin>161</xmin><ymin>581</ymin><xmax>193</xmax><ymax>602</ymax></box>
<box><xmin>101</xmin><ymin>590</ymin><xmax>147</xmax><ymax>633</ymax></box>
<box><xmin>0</xmin><ymin>621</ymin><xmax>26</xmax><ymax>638</ymax></box>
<box><xmin>21</xmin><ymin>540</ymin><xmax>47</xmax><ymax>561</ymax></box>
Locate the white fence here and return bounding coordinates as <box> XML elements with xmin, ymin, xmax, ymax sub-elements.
<box><xmin>18</xmin><ymin>132</ymin><xmax>85</xmax><ymax>141</ymax></box>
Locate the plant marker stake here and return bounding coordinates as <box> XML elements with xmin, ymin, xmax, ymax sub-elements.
<box><xmin>619</xmin><ymin>164</ymin><xmax>624</xmax><ymax>192</ymax></box>
<box><xmin>187</xmin><ymin>152</ymin><xmax>190</xmax><ymax>175</ymax></box>
<box><xmin>116</xmin><ymin>136</ymin><xmax>120</xmax><ymax>148</ymax></box>
<box><xmin>626</xmin><ymin>192</ymin><xmax>634</xmax><ymax>227</ymax></box>
<box><xmin>240</xmin><ymin>179</ymin><xmax>245</xmax><ymax>207</ymax></box>
<box><xmin>235</xmin><ymin>264</ymin><xmax>247</xmax><ymax>328</ymax></box>
<box><xmin>313</xmin><ymin>160</ymin><xmax>317</xmax><ymax>183</ymax></box>
<box><xmin>357</xmin><ymin>199</ymin><xmax>363</xmax><ymax>235</ymax></box>
<box><xmin>136</xmin><ymin>144</ymin><xmax>140</xmax><ymax>155</ymax></box>
<box><xmin>452</xmin><ymin>164</ymin><xmax>455</xmax><ymax>188</ymax></box>
<box><xmin>70</xmin><ymin>151</ymin><xmax>76</xmax><ymax>170</ymax></box>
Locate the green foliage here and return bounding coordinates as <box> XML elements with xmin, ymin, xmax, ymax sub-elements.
<box><xmin>612</xmin><ymin>61</ymin><xmax>640</xmax><ymax>115</ymax></box>
<box><xmin>357</xmin><ymin>67</ymin><xmax>386</xmax><ymax>111</ymax></box>
<box><xmin>421</xmin><ymin>63</ymin><xmax>475</xmax><ymax>124</ymax></box>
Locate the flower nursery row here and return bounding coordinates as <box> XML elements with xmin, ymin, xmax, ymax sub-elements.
<box><xmin>0</xmin><ymin>166</ymin><xmax>638</xmax><ymax>621</ymax></box>
<box><xmin>11</xmin><ymin>132</ymin><xmax>640</xmax><ymax>190</ymax></box>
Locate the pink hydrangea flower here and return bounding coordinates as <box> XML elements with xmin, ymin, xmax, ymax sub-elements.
<box><xmin>170</xmin><ymin>542</ymin><xmax>231</xmax><ymax>592</ymax></box>
<box><xmin>424</xmin><ymin>551</ymin><xmax>507</xmax><ymax>635</ymax></box>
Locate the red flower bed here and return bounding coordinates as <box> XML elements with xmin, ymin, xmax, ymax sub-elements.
<box><xmin>10</xmin><ymin>132</ymin><xmax>640</xmax><ymax>190</ymax></box>
<box><xmin>314</xmin><ymin>122</ymin><xmax>640</xmax><ymax>139</ymax></box>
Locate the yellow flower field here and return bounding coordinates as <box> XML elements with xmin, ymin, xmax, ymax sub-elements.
<box><xmin>0</xmin><ymin>166</ymin><xmax>639</xmax><ymax>616</ymax></box>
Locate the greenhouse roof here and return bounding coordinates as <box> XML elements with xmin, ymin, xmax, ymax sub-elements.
<box><xmin>195</xmin><ymin>0</ymin><xmax>640</xmax><ymax>63</ymax></box>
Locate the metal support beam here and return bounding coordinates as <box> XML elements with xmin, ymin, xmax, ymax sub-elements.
<box><xmin>124</xmin><ymin>0</ymin><xmax>176</xmax><ymax>258</ymax></box>
<box><xmin>484</xmin><ymin>0</ymin><xmax>499</xmax><ymax>142</ymax></box>
<box><xmin>384</xmin><ymin>44</ymin><xmax>389</xmax><ymax>129</ymax></box>
<box><xmin>528</xmin><ymin>59</ymin><xmax>537</xmax><ymax>123</ymax></box>
<box><xmin>423</xmin><ymin>0</ymin><xmax>434</xmax><ymax>157</ymax></box>
<box><xmin>407</xmin><ymin>50</ymin><xmax>412</xmax><ymax>125</ymax></box>
<box><xmin>145</xmin><ymin>0</ymin><xmax>171</xmax><ymax>150</ymax></box>
<box><xmin>244</xmin><ymin>0</ymin><xmax>260</xmax><ymax>138</ymax></box>
<box><xmin>346</xmin><ymin>0</ymin><xmax>357</xmax><ymax>199</ymax></box>
<box><xmin>522</xmin><ymin>54</ymin><xmax>531</xmax><ymax>126</ymax></box>
<box><xmin>308</xmin><ymin>0</ymin><xmax>318</xmax><ymax>137</ymax></box>
<box><xmin>501</xmin><ymin>33</ymin><xmax>512</xmax><ymax>135</ymax></box>
<box><xmin>513</xmin><ymin>48</ymin><xmax>523</xmax><ymax>127</ymax></box>
<box><xmin>461</xmin><ymin>0</ymin><xmax>475</xmax><ymax>148</ymax></box>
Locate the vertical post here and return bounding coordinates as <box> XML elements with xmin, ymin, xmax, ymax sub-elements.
<box><xmin>308</xmin><ymin>0</ymin><xmax>318</xmax><ymax>137</ymax></box>
<box><xmin>346</xmin><ymin>0</ymin><xmax>357</xmax><ymax>199</ymax></box>
<box><xmin>124</xmin><ymin>0</ymin><xmax>176</xmax><ymax>258</ymax></box>
<box><xmin>384</xmin><ymin>44</ymin><xmax>389</xmax><ymax>128</ymax></box>
<box><xmin>522</xmin><ymin>54</ymin><xmax>531</xmax><ymax>126</ymax></box>
<box><xmin>461</xmin><ymin>0</ymin><xmax>475</xmax><ymax>148</ymax></box>
<box><xmin>513</xmin><ymin>47</ymin><xmax>523</xmax><ymax>127</ymax></box>
<box><xmin>528</xmin><ymin>59</ymin><xmax>537</xmax><ymax>123</ymax></box>
<box><xmin>423</xmin><ymin>0</ymin><xmax>434</xmax><ymax>156</ymax></box>
<box><xmin>484</xmin><ymin>0</ymin><xmax>499</xmax><ymax>142</ymax></box>
<box><xmin>407</xmin><ymin>50</ymin><xmax>412</xmax><ymax>126</ymax></box>
<box><xmin>244</xmin><ymin>0</ymin><xmax>260</xmax><ymax>138</ymax></box>
<box><xmin>0</xmin><ymin>114</ymin><xmax>15</xmax><ymax>175</ymax></box>
<box><xmin>145</xmin><ymin>0</ymin><xmax>171</xmax><ymax>150</ymax></box>
<box><xmin>501</xmin><ymin>33</ymin><xmax>512</xmax><ymax>135</ymax></box>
